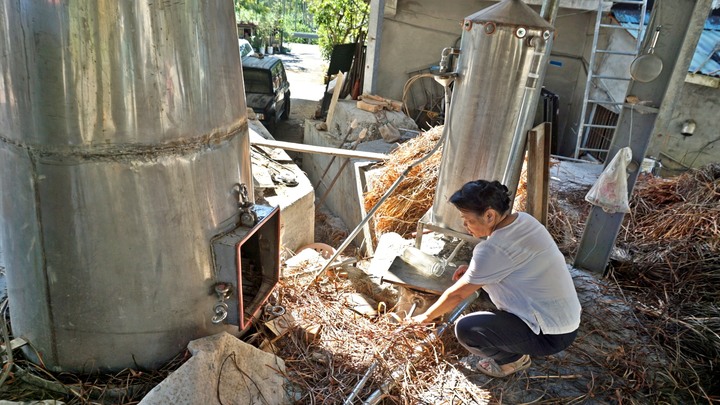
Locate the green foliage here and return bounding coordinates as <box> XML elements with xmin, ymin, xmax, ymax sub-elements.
<box><xmin>234</xmin><ymin>0</ymin><xmax>369</xmax><ymax>56</ymax></box>
<box><xmin>235</xmin><ymin>0</ymin><xmax>317</xmax><ymax>51</ymax></box>
<box><xmin>308</xmin><ymin>0</ymin><xmax>369</xmax><ymax>60</ymax></box>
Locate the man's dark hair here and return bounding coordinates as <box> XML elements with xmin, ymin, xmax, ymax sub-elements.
<box><xmin>449</xmin><ymin>180</ymin><xmax>511</xmax><ymax>216</ymax></box>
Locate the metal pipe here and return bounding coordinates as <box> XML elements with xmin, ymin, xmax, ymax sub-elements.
<box><xmin>362</xmin><ymin>291</ymin><xmax>481</xmax><ymax>405</ymax></box>
<box><xmin>304</xmin><ymin>128</ymin><xmax>446</xmax><ymax>290</ymax></box>
<box><xmin>438</xmin><ymin>47</ymin><xmax>460</xmax><ymax>74</ymax></box>
<box><xmin>251</xmin><ymin>138</ymin><xmax>388</xmax><ymax>161</ymax></box>
<box><xmin>540</xmin><ymin>0</ymin><xmax>560</xmax><ymax>25</ymax></box>
<box><xmin>305</xmin><ymin>75</ymin><xmax>454</xmax><ymax>291</ymax></box>
<box><xmin>343</xmin><ymin>362</ymin><xmax>379</xmax><ymax>404</ymax></box>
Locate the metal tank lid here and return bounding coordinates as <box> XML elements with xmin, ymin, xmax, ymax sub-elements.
<box><xmin>466</xmin><ymin>0</ymin><xmax>554</xmax><ymax>31</ymax></box>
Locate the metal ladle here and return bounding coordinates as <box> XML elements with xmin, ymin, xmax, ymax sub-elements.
<box><xmin>630</xmin><ymin>26</ymin><xmax>663</xmax><ymax>82</ymax></box>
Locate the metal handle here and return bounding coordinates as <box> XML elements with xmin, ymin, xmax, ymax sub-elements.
<box><xmin>211</xmin><ymin>282</ymin><xmax>233</xmax><ymax>324</ymax></box>
<box><xmin>212</xmin><ymin>302</ymin><xmax>229</xmax><ymax>324</ymax></box>
<box><xmin>648</xmin><ymin>26</ymin><xmax>661</xmax><ymax>53</ymax></box>
<box><xmin>264</xmin><ymin>304</ymin><xmax>286</xmax><ymax>318</ymax></box>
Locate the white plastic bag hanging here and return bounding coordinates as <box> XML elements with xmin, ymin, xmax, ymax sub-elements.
<box><xmin>585</xmin><ymin>147</ymin><xmax>633</xmax><ymax>213</ymax></box>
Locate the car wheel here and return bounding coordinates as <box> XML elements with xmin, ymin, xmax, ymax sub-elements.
<box><xmin>282</xmin><ymin>94</ymin><xmax>291</xmax><ymax>120</ymax></box>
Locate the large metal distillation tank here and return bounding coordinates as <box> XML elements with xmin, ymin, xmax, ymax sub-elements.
<box><xmin>431</xmin><ymin>0</ymin><xmax>554</xmax><ymax>233</ymax></box>
<box><xmin>0</xmin><ymin>1</ymin><xmax>252</xmax><ymax>372</ymax></box>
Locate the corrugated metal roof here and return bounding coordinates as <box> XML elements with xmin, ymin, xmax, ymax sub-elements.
<box><xmin>614</xmin><ymin>9</ymin><xmax>720</xmax><ymax>77</ymax></box>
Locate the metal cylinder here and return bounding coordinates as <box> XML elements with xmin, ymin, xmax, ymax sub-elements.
<box><xmin>0</xmin><ymin>1</ymin><xmax>252</xmax><ymax>372</ymax></box>
<box><xmin>431</xmin><ymin>0</ymin><xmax>554</xmax><ymax>233</ymax></box>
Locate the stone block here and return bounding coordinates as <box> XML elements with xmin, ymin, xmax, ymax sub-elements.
<box><xmin>327</xmin><ymin>99</ymin><xmax>418</xmax><ymax>142</ymax></box>
<box><xmin>249</xmin><ymin>126</ymin><xmax>315</xmax><ymax>256</ymax></box>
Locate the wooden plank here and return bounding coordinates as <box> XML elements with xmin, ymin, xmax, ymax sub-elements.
<box><xmin>264</xmin><ymin>313</ymin><xmax>296</xmax><ymax>337</ymax></box>
<box><xmin>380</xmin><ymin>247</ymin><xmax>456</xmax><ymax>295</ymax></box>
<box><xmin>526</xmin><ymin>122</ymin><xmax>551</xmax><ymax>226</ymax></box>
<box><xmin>302</xmin><ymin>324</ymin><xmax>323</xmax><ymax>344</ymax></box>
<box><xmin>325</xmin><ymin>71</ymin><xmax>345</xmax><ymax>130</ymax></box>
<box><xmin>357</xmin><ymin>100</ymin><xmax>383</xmax><ymax>112</ymax></box>
<box><xmin>251</xmin><ymin>138</ymin><xmax>388</xmax><ymax>161</ymax></box>
<box><xmin>354</xmin><ymin>162</ymin><xmax>375</xmax><ymax>256</ymax></box>
<box><xmin>361</xmin><ymin>94</ymin><xmax>404</xmax><ymax>111</ymax></box>
<box><xmin>341</xmin><ymin>293</ymin><xmax>378</xmax><ymax>317</ymax></box>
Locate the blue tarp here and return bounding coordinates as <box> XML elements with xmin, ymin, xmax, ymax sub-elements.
<box><xmin>614</xmin><ymin>9</ymin><xmax>720</xmax><ymax>77</ymax></box>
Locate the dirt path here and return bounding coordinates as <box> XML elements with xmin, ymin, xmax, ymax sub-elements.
<box><xmin>274</xmin><ymin>43</ymin><xmax>326</xmax><ymax>152</ymax></box>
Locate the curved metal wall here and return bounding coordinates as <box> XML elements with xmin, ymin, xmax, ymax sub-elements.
<box><xmin>0</xmin><ymin>1</ymin><xmax>252</xmax><ymax>371</ymax></box>
<box><xmin>431</xmin><ymin>0</ymin><xmax>554</xmax><ymax>233</ymax></box>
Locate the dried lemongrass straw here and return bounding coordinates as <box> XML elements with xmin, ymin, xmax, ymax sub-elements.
<box><xmin>613</xmin><ymin>163</ymin><xmax>720</xmax><ymax>397</ymax></box>
<box><xmin>363</xmin><ymin>125</ymin><xmax>444</xmax><ymax>238</ymax></box>
<box><xmin>272</xmin><ymin>269</ymin><xmax>448</xmax><ymax>404</ymax></box>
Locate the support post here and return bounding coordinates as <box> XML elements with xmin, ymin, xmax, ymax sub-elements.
<box><xmin>363</xmin><ymin>0</ymin><xmax>385</xmax><ymax>95</ymax></box>
<box><xmin>573</xmin><ymin>0</ymin><xmax>712</xmax><ymax>274</ymax></box>
<box><xmin>526</xmin><ymin>123</ymin><xmax>551</xmax><ymax>226</ymax></box>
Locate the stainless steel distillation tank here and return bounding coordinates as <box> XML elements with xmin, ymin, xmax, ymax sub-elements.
<box><xmin>430</xmin><ymin>0</ymin><xmax>554</xmax><ymax>233</ymax></box>
<box><xmin>0</xmin><ymin>1</ymin><xmax>271</xmax><ymax>372</ymax></box>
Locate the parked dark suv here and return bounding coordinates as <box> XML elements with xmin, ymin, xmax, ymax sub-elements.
<box><xmin>242</xmin><ymin>55</ymin><xmax>290</xmax><ymax>131</ymax></box>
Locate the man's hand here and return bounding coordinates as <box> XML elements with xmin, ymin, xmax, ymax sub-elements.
<box><xmin>452</xmin><ymin>264</ymin><xmax>469</xmax><ymax>281</ymax></box>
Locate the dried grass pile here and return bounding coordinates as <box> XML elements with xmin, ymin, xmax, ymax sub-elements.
<box><xmin>623</xmin><ymin>163</ymin><xmax>720</xmax><ymax>269</ymax></box>
<box><xmin>546</xmin><ymin>186</ymin><xmax>591</xmax><ymax>256</ymax></box>
<box><xmin>273</xmin><ymin>267</ymin><xmax>493</xmax><ymax>404</ymax></box>
<box><xmin>544</xmin><ymin>163</ymin><xmax>720</xmax><ymax>399</ymax></box>
<box><xmin>0</xmin><ymin>348</ymin><xmax>188</xmax><ymax>404</ymax></box>
<box><xmin>271</xmin><ymin>256</ymin><xmax>705</xmax><ymax>403</ymax></box>
<box><xmin>612</xmin><ymin>163</ymin><xmax>720</xmax><ymax>397</ymax></box>
<box><xmin>363</xmin><ymin>126</ymin><xmax>443</xmax><ymax>238</ymax></box>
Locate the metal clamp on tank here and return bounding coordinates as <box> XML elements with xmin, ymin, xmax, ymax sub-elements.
<box><xmin>211</xmin><ymin>282</ymin><xmax>233</xmax><ymax>324</ymax></box>
<box><xmin>235</xmin><ymin>183</ymin><xmax>257</xmax><ymax>227</ymax></box>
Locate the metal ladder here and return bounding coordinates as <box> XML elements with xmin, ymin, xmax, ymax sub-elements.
<box><xmin>574</xmin><ymin>0</ymin><xmax>648</xmax><ymax>159</ymax></box>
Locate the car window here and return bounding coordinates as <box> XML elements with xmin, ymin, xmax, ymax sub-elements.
<box><xmin>238</xmin><ymin>39</ymin><xmax>255</xmax><ymax>58</ymax></box>
<box><xmin>243</xmin><ymin>69</ymin><xmax>271</xmax><ymax>93</ymax></box>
